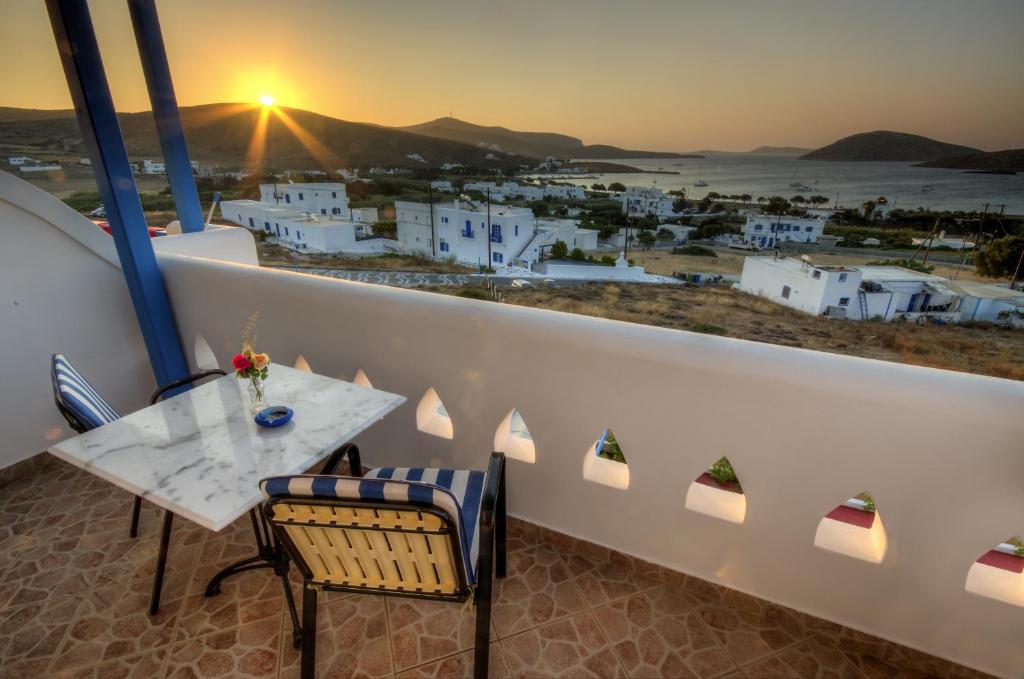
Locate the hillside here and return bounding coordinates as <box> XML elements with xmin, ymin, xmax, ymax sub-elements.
<box><xmin>799</xmin><ymin>131</ymin><xmax>979</xmax><ymax>162</ymax></box>
<box><xmin>748</xmin><ymin>145</ymin><xmax>812</xmax><ymax>155</ymax></box>
<box><xmin>0</xmin><ymin>104</ymin><xmax>527</xmax><ymax>169</ymax></box>
<box><xmin>396</xmin><ymin>116</ymin><xmax>693</xmax><ymax>159</ymax></box>
<box><xmin>915</xmin><ymin>149</ymin><xmax>1024</xmax><ymax>173</ymax></box>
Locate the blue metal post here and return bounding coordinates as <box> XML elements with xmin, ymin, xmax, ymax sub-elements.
<box><xmin>45</xmin><ymin>0</ymin><xmax>189</xmax><ymax>388</ymax></box>
<box><xmin>128</xmin><ymin>0</ymin><xmax>205</xmax><ymax>233</ymax></box>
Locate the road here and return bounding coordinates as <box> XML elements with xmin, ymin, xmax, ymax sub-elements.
<box><xmin>274</xmin><ymin>267</ymin><xmax>704</xmax><ymax>288</ymax></box>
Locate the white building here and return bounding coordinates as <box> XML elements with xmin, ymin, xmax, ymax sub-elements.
<box><xmin>542</xmin><ymin>184</ymin><xmax>585</xmax><ymax>200</ymax></box>
<box><xmin>395</xmin><ymin>199</ymin><xmax>597</xmax><ymax>268</ymax></box>
<box><xmin>18</xmin><ymin>163</ymin><xmax>61</xmax><ymax>173</ymax></box>
<box><xmin>221</xmin><ymin>183</ymin><xmax>387</xmax><ymax>254</ymax></box>
<box><xmin>742</xmin><ymin>214</ymin><xmax>827</xmax><ymax>248</ymax></box>
<box><xmin>737</xmin><ymin>257</ymin><xmax>1024</xmax><ymax>323</ymax></box>
<box><xmin>463</xmin><ymin>181</ymin><xmax>583</xmax><ymax>203</ymax></box>
<box><xmin>7</xmin><ymin>156</ymin><xmax>35</xmax><ymax>166</ymax></box>
<box><xmin>430</xmin><ymin>180</ymin><xmax>455</xmax><ymax>193</ymax></box>
<box><xmin>142</xmin><ymin>159</ymin><xmax>165</xmax><ymax>175</ymax></box>
<box><xmin>621</xmin><ymin>186</ymin><xmax>681</xmax><ymax>218</ymax></box>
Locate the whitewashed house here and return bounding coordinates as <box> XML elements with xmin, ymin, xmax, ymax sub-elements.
<box><xmin>7</xmin><ymin>156</ymin><xmax>35</xmax><ymax>166</ymax></box>
<box><xmin>742</xmin><ymin>214</ymin><xmax>826</xmax><ymax>248</ymax></box>
<box><xmin>543</xmin><ymin>184</ymin><xmax>585</xmax><ymax>200</ymax></box>
<box><xmin>18</xmin><ymin>163</ymin><xmax>61</xmax><ymax>173</ymax></box>
<box><xmin>142</xmin><ymin>159</ymin><xmax>165</xmax><ymax>175</ymax></box>
<box><xmin>741</xmin><ymin>260</ymin><xmax>978</xmax><ymax>323</ymax></box>
<box><xmin>395</xmin><ymin>199</ymin><xmax>596</xmax><ymax>268</ymax></box>
<box><xmin>430</xmin><ymin>180</ymin><xmax>455</xmax><ymax>193</ymax></box>
<box><xmin>621</xmin><ymin>186</ymin><xmax>680</xmax><ymax>218</ymax></box>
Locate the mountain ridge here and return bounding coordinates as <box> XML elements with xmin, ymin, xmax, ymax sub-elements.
<box><xmin>396</xmin><ymin>116</ymin><xmax>693</xmax><ymax>159</ymax></box>
<box><xmin>799</xmin><ymin>131</ymin><xmax>980</xmax><ymax>162</ymax></box>
<box><xmin>915</xmin><ymin>149</ymin><xmax>1023</xmax><ymax>173</ymax></box>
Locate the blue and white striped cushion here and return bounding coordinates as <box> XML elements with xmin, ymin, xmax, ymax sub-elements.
<box><xmin>260</xmin><ymin>466</ymin><xmax>486</xmax><ymax>584</ymax></box>
<box><xmin>52</xmin><ymin>354</ymin><xmax>120</xmax><ymax>430</ymax></box>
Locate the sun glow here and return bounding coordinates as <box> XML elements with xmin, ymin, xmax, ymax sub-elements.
<box><xmin>260</xmin><ymin>94</ymin><xmax>275</xmax><ymax>107</ymax></box>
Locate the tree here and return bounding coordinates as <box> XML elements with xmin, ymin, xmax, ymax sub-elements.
<box><xmin>974</xmin><ymin>235</ymin><xmax>1024</xmax><ymax>279</ymax></box>
<box><xmin>790</xmin><ymin>195</ymin><xmax>806</xmax><ymax>205</ymax></box>
<box><xmin>739</xmin><ymin>194</ymin><xmax>752</xmax><ymax>204</ymax></box>
<box><xmin>570</xmin><ymin>247</ymin><xmax>587</xmax><ymax>261</ymax></box>
<box><xmin>862</xmin><ymin>200</ymin><xmax>876</xmax><ymax>224</ymax></box>
<box><xmin>707</xmin><ymin>191</ymin><xmax>721</xmax><ymax>201</ymax></box>
<box><xmin>637</xmin><ymin>231</ymin><xmax>656</xmax><ymax>249</ymax></box>
<box><xmin>765</xmin><ymin>196</ymin><xmax>790</xmax><ymax>216</ymax></box>
<box><xmin>549</xmin><ymin>240</ymin><xmax>569</xmax><ymax>260</ymax></box>
<box><xmin>756</xmin><ymin>196</ymin><xmax>766</xmax><ymax>205</ymax></box>
<box><xmin>608</xmin><ymin>182</ymin><xmax>627</xmax><ymax>192</ymax></box>
<box><xmin>656</xmin><ymin>228</ymin><xmax>675</xmax><ymax>241</ymax></box>
<box><xmin>591</xmin><ymin>183</ymin><xmax>606</xmax><ymax>191</ymax></box>
<box><xmin>528</xmin><ymin>200</ymin><xmax>550</xmax><ymax>218</ymax></box>
<box><xmin>673</xmin><ymin>196</ymin><xmax>688</xmax><ymax>213</ymax></box>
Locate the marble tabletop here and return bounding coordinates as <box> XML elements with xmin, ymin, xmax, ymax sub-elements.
<box><xmin>49</xmin><ymin>364</ymin><xmax>406</xmax><ymax>531</ymax></box>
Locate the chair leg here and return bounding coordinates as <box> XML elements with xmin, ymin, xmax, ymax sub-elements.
<box><xmin>473</xmin><ymin>522</ymin><xmax>494</xmax><ymax>679</ymax></box>
<box><xmin>130</xmin><ymin>496</ymin><xmax>142</xmax><ymax>538</ymax></box>
<box><xmin>301</xmin><ymin>584</ymin><xmax>318</xmax><ymax>679</ymax></box>
<box><xmin>149</xmin><ymin>510</ymin><xmax>174</xmax><ymax>615</ymax></box>
<box><xmin>496</xmin><ymin>462</ymin><xmax>507</xmax><ymax>578</ymax></box>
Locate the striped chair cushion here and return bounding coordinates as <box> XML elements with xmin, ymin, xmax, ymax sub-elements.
<box><xmin>52</xmin><ymin>354</ymin><xmax>120</xmax><ymax>430</ymax></box>
<box><xmin>261</xmin><ymin>466</ymin><xmax>486</xmax><ymax>583</ymax></box>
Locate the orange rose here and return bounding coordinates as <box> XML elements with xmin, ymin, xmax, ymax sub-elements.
<box><xmin>252</xmin><ymin>353</ymin><xmax>270</xmax><ymax>370</ymax></box>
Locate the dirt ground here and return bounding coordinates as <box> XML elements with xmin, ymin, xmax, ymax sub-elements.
<box><xmin>620</xmin><ymin>246</ymin><xmax>998</xmax><ymax>283</ymax></box>
<box><xmin>254</xmin><ymin>242</ymin><xmax>474</xmax><ymax>273</ymax></box>
<box><xmin>432</xmin><ymin>282</ymin><xmax>1024</xmax><ymax>381</ymax></box>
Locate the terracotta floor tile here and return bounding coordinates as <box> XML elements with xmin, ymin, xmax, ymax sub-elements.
<box><xmin>279</xmin><ymin>595</ymin><xmax>393</xmax><ymax>678</ymax></box>
<box><xmin>175</xmin><ymin>567</ymin><xmax>285</xmax><ymax>643</ymax></box>
<box><xmin>697</xmin><ymin>590</ymin><xmax>811</xmax><ymax>666</ymax></box>
<box><xmin>740</xmin><ymin>638</ymin><xmax>863</xmax><ymax>679</ymax></box>
<box><xmin>0</xmin><ymin>592</ymin><xmax>83</xmax><ymax>676</ymax></box>
<box><xmin>50</xmin><ymin>647</ymin><xmax>169</xmax><ymax>678</ymax></box>
<box><xmin>0</xmin><ymin>525</ymin><xmax>109</xmax><ymax>610</ymax></box>
<box><xmin>593</xmin><ymin>585</ymin><xmax>738</xmax><ymax>679</ymax></box>
<box><xmin>506</xmin><ymin>517</ymin><xmax>542</xmax><ymax>553</ymax></box>
<box><xmin>51</xmin><ymin>576</ymin><xmax>186</xmax><ymax>672</ymax></box>
<box><xmin>562</xmin><ymin>550</ymin><xmax>660</xmax><ymax>607</ymax></box>
<box><xmin>388</xmin><ymin>596</ymin><xmax>499</xmax><ymax>672</ymax></box>
<box><xmin>491</xmin><ymin>544</ymin><xmax>587</xmax><ymax>638</ymax></box>
<box><xmin>397</xmin><ymin>643</ymin><xmax>508</xmax><ymax>678</ymax></box>
<box><xmin>164</xmin><ymin>616</ymin><xmax>281</xmax><ymax>679</ymax></box>
<box><xmin>500</xmin><ymin>612</ymin><xmax>626</xmax><ymax>678</ymax></box>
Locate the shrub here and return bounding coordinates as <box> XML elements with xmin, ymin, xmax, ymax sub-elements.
<box><xmin>866</xmin><ymin>258</ymin><xmax>935</xmax><ymax>273</ymax></box>
<box><xmin>692</xmin><ymin>323</ymin><xmax>727</xmax><ymax>335</ymax></box>
<box><xmin>708</xmin><ymin>457</ymin><xmax>740</xmax><ymax>489</ymax></box>
<box><xmin>456</xmin><ymin>287</ymin><xmax>489</xmax><ymax>300</ymax></box>
<box><xmin>570</xmin><ymin>247</ymin><xmax>587</xmax><ymax>261</ymax></box>
<box><xmin>549</xmin><ymin>240</ymin><xmax>569</xmax><ymax>259</ymax></box>
<box><xmin>672</xmin><ymin>245</ymin><xmax>718</xmax><ymax>257</ymax></box>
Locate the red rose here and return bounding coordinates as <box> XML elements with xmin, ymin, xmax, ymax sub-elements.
<box><xmin>232</xmin><ymin>353</ymin><xmax>252</xmax><ymax>372</ymax></box>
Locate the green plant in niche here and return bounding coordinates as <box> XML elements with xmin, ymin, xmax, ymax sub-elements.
<box><xmin>597</xmin><ymin>430</ymin><xmax>626</xmax><ymax>463</ymax></box>
<box><xmin>1010</xmin><ymin>537</ymin><xmax>1024</xmax><ymax>558</ymax></box>
<box><xmin>708</xmin><ymin>457</ymin><xmax>740</xmax><ymax>490</ymax></box>
<box><xmin>854</xmin><ymin>492</ymin><xmax>877</xmax><ymax>512</ymax></box>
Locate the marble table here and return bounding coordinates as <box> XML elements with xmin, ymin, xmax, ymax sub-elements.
<box><xmin>49</xmin><ymin>364</ymin><xmax>405</xmax><ymax>628</ymax></box>
<box><xmin>50</xmin><ymin>364</ymin><xmax>405</xmax><ymax>530</ymax></box>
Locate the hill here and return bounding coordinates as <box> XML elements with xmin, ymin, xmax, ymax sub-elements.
<box><xmin>396</xmin><ymin>116</ymin><xmax>693</xmax><ymax>159</ymax></box>
<box><xmin>915</xmin><ymin>149</ymin><xmax>1023</xmax><ymax>173</ymax></box>
<box><xmin>799</xmin><ymin>131</ymin><xmax>980</xmax><ymax>162</ymax></box>
<box><xmin>747</xmin><ymin>145</ymin><xmax>812</xmax><ymax>155</ymax></box>
<box><xmin>0</xmin><ymin>104</ymin><xmax>528</xmax><ymax>169</ymax></box>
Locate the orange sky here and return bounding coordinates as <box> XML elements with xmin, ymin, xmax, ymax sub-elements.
<box><xmin>2</xmin><ymin>0</ymin><xmax>1022</xmax><ymax>152</ymax></box>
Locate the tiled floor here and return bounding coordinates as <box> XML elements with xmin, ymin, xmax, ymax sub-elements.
<box><xmin>0</xmin><ymin>456</ymin><xmax>993</xmax><ymax>678</ymax></box>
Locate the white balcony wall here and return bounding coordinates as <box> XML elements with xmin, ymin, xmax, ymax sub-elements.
<box><xmin>157</xmin><ymin>252</ymin><xmax>1024</xmax><ymax>678</ymax></box>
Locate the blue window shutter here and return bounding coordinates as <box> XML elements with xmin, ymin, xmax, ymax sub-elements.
<box><xmin>285</xmin><ymin>194</ymin><xmax>290</xmax><ymax>203</ymax></box>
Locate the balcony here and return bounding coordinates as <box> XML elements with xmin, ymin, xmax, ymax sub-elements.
<box><xmin>3</xmin><ymin>171</ymin><xmax>1022</xmax><ymax>678</ymax></box>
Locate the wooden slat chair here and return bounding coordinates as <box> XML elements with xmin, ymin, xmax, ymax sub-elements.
<box><xmin>261</xmin><ymin>452</ymin><xmax>506</xmax><ymax>679</ymax></box>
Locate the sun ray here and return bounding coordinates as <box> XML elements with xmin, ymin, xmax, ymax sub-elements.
<box><xmin>243</xmin><ymin>104</ymin><xmax>271</xmax><ymax>170</ymax></box>
<box><xmin>272</xmin><ymin>107</ymin><xmax>339</xmax><ymax>171</ymax></box>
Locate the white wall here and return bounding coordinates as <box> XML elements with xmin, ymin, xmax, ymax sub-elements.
<box><xmin>738</xmin><ymin>258</ymin><xmax>861</xmax><ymax>316</ymax></box>
<box><xmin>158</xmin><ymin>252</ymin><xmax>1024</xmax><ymax>677</ymax></box>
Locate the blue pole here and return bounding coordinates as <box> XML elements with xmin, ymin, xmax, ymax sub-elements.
<box><xmin>128</xmin><ymin>0</ymin><xmax>205</xmax><ymax>233</ymax></box>
<box><xmin>45</xmin><ymin>0</ymin><xmax>189</xmax><ymax>388</ymax></box>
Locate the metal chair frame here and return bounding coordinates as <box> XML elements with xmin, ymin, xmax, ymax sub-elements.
<box><xmin>264</xmin><ymin>452</ymin><xmax>507</xmax><ymax>679</ymax></box>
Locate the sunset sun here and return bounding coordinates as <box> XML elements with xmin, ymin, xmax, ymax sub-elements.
<box><xmin>259</xmin><ymin>94</ymin><xmax>275</xmax><ymax>107</ymax></box>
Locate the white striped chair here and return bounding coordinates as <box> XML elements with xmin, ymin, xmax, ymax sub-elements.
<box><xmin>50</xmin><ymin>353</ymin><xmax>226</xmax><ymax>614</ymax></box>
<box><xmin>261</xmin><ymin>453</ymin><xmax>507</xmax><ymax>679</ymax></box>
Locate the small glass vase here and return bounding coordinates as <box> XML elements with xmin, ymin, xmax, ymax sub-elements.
<box><xmin>247</xmin><ymin>376</ymin><xmax>269</xmax><ymax>414</ymax></box>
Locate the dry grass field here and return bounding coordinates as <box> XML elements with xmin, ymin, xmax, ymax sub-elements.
<box><xmin>436</xmin><ymin>282</ymin><xmax>1024</xmax><ymax>381</ymax></box>
<box><xmin>254</xmin><ymin>242</ymin><xmax>474</xmax><ymax>273</ymax></box>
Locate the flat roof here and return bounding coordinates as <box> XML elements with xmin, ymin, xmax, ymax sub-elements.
<box><xmin>261</xmin><ymin>182</ymin><xmax>345</xmax><ymax>191</ymax></box>
<box><xmin>859</xmin><ymin>266</ymin><xmax>942</xmax><ymax>282</ymax></box>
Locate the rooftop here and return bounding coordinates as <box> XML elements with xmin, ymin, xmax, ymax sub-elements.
<box><xmin>0</xmin><ymin>456</ymin><xmax>990</xmax><ymax>678</ymax></box>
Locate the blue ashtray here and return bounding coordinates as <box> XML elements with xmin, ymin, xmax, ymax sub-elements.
<box><xmin>255</xmin><ymin>406</ymin><xmax>293</xmax><ymax>428</ymax></box>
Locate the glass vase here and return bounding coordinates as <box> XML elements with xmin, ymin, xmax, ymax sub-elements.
<box><xmin>247</xmin><ymin>375</ymin><xmax>268</xmax><ymax>414</ymax></box>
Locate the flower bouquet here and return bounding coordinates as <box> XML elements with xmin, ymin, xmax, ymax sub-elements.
<box><xmin>233</xmin><ymin>314</ymin><xmax>270</xmax><ymax>412</ymax></box>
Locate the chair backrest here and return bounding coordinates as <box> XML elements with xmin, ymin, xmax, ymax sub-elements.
<box><xmin>51</xmin><ymin>354</ymin><xmax>120</xmax><ymax>433</ymax></box>
<box><xmin>261</xmin><ymin>475</ymin><xmax>472</xmax><ymax>599</ymax></box>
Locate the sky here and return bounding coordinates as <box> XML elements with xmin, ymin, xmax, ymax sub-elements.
<box><xmin>2</xmin><ymin>0</ymin><xmax>1022</xmax><ymax>152</ymax></box>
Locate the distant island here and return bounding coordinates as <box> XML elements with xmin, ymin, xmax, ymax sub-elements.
<box><xmin>799</xmin><ymin>131</ymin><xmax>980</xmax><ymax>162</ymax></box>
<box><xmin>915</xmin><ymin>149</ymin><xmax>1023</xmax><ymax>173</ymax></box>
<box><xmin>747</xmin><ymin>145</ymin><xmax>812</xmax><ymax>155</ymax></box>
<box><xmin>561</xmin><ymin>161</ymin><xmax>679</xmax><ymax>174</ymax></box>
<box><xmin>397</xmin><ymin>116</ymin><xmax>688</xmax><ymax>160</ymax></box>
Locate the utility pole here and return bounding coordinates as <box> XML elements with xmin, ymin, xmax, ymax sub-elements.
<box><xmin>486</xmin><ymin>187</ymin><xmax>492</xmax><ymax>273</ymax></box>
<box><xmin>428</xmin><ymin>183</ymin><xmax>436</xmax><ymax>258</ymax></box>
<box><xmin>921</xmin><ymin>217</ymin><xmax>941</xmax><ymax>267</ymax></box>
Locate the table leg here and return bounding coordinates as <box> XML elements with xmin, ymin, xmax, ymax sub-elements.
<box><xmin>203</xmin><ymin>508</ymin><xmax>302</xmax><ymax>643</ymax></box>
<box><xmin>149</xmin><ymin>509</ymin><xmax>174</xmax><ymax>615</ymax></box>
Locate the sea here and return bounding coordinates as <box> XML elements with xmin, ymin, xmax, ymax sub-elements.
<box><xmin>533</xmin><ymin>154</ymin><xmax>1024</xmax><ymax>215</ymax></box>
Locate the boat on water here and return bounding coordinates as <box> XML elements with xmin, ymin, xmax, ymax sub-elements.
<box><xmin>789</xmin><ymin>180</ymin><xmax>803</xmax><ymax>188</ymax></box>
<box><xmin>694</xmin><ymin>179</ymin><xmax>708</xmax><ymax>187</ymax></box>
<box><xmin>921</xmin><ymin>184</ymin><xmax>934</xmax><ymax>192</ymax></box>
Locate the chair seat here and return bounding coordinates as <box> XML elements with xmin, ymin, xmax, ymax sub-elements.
<box><xmin>364</xmin><ymin>467</ymin><xmax>486</xmax><ymax>579</ymax></box>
